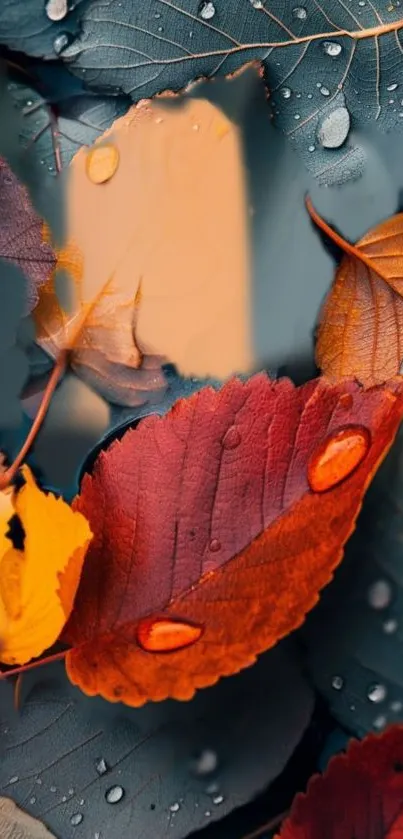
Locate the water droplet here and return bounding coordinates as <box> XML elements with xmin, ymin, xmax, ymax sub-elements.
<box><xmin>50</xmin><ymin>786</ymin><xmax>57</xmax><ymax>793</ymax></box>
<box><xmin>387</xmin><ymin>83</ymin><xmax>398</xmax><ymax>92</ymax></box>
<box><xmin>170</xmin><ymin>803</ymin><xmax>180</xmax><ymax>813</ymax></box>
<box><xmin>105</xmin><ymin>785</ymin><xmax>124</xmax><ymax>804</ymax></box>
<box><xmin>294</xmin><ymin>113</ymin><xmax>301</xmax><ymax>120</ymax></box>
<box><xmin>95</xmin><ymin>758</ymin><xmax>109</xmax><ymax>775</ymax></box>
<box><xmin>368</xmin><ymin>579</ymin><xmax>392</xmax><ymax>610</ymax></box>
<box><xmin>384</xmin><ymin>618</ymin><xmax>398</xmax><ymax>634</ymax></box>
<box><xmin>308</xmin><ymin>425</ymin><xmax>370</xmax><ymax>493</ymax></box>
<box><xmin>332</xmin><ymin>675</ymin><xmax>344</xmax><ymax>690</ymax></box>
<box><xmin>193</xmin><ymin>124</ymin><xmax>200</xmax><ymax>131</ymax></box>
<box><xmin>213</xmin><ymin>795</ymin><xmax>224</xmax><ymax>805</ymax></box>
<box><xmin>86</xmin><ymin>144</ymin><xmax>120</xmax><ymax>184</ymax></box>
<box><xmin>373</xmin><ymin>714</ymin><xmax>387</xmax><ymax>730</ymax></box>
<box><xmin>199</xmin><ymin>1</ymin><xmax>216</xmax><ymax>18</ymax></box>
<box><xmin>70</xmin><ymin>813</ymin><xmax>83</xmax><ymax>826</ymax></box>
<box><xmin>62</xmin><ymin>796</ymin><xmax>67</xmax><ymax>802</ymax></box>
<box><xmin>249</xmin><ymin>0</ymin><xmax>263</xmax><ymax>7</ymax></box>
<box><xmin>307</xmin><ymin>93</ymin><xmax>313</xmax><ymax>98</ymax></box>
<box><xmin>206</xmin><ymin>781</ymin><xmax>220</xmax><ymax>794</ymax></box>
<box><xmin>318</xmin><ymin>106</ymin><xmax>350</xmax><ymax>148</ymax></box>
<box><xmin>338</xmin><ymin>392</ymin><xmax>353</xmax><ymax>409</ymax></box>
<box><xmin>45</xmin><ymin>0</ymin><xmax>68</xmax><ymax>21</ymax></box>
<box><xmin>79</xmin><ymin>799</ymin><xmax>85</xmax><ymax>806</ymax></box>
<box><xmin>9</xmin><ymin>776</ymin><xmax>18</xmax><ymax>784</ymax></box>
<box><xmin>280</xmin><ymin>87</ymin><xmax>292</xmax><ymax>99</ymax></box>
<box><xmin>358</xmin><ymin>0</ymin><xmax>366</xmax><ymax>5</ymax></box>
<box><xmin>292</xmin><ymin>6</ymin><xmax>307</xmax><ymax>19</ymax></box>
<box><xmin>36</xmin><ymin>779</ymin><xmax>42</xmax><ymax>786</ymax></box>
<box><xmin>137</xmin><ymin>616</ymin><xmax>203</xmax><ymax>652</ymax></box>
<box><xmin>367</xmin><ymin>683</ymin><xmax>387</xmax><ymax>703</ymax></box>
<box><xmin>205</xmin><ymin>811</ymin><xmax>211</xmax><ymax>817</ymax></box>
<box><xmin>222</xmin><ymin>426</ymin><xmax>241</xmax><ymax>450</ymax></box>
<box><xmin>308</xmin><ymin>144</ymin><xmax>315</xmax><ymax>152</ymax></box>
<box><xmin>29</xmin><ymin>796</ymin><xmax>36</xmax><ymax>805</ymax></box>
<box><xmin>53</xmin><ymin>32</ymin><xmax>71</xmax><ymax>55</ymax></box>
<box><xmin>391</xmin><ymin>700</ymin><xmax>403</xmax><ymax>712</ymax></box>
<box><xmin>209</xmin><ymin>538</ymin><xmax>221</xmax><ymax>552</ymax></box>
<box><xmin>323</xmin><ymin>40</ymin><xmax>342</xmax><ymax>57</ymax></box>
<box><xmin>320</xmin><ymin>86</ymin><xmax>330</xmax><ymax>96</ymax></box>
<box><xmin>191</xmin><ymin>749</ymin><xmax>218</xmax><ymax>776</ymax></box>
<box><xmin>68</xmin><ymin>788</ymin><xmax>75</xmax><ymax>796</ymax></box>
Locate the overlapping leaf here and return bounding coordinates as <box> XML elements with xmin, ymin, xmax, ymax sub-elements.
<box><xmin>311</xmin><ymin>200</ymin><xmax>403</xmax><ymax>386</ymax></box>
<box><xmin>0</xmin><ymin>466</ymin><xmax>92</xmax><ymax>665</ymax></box>
<box><xmin>0</xmin><ymin>798</ymin><xmax>56</xmax><ymax>839</ymax></box>
<box><xmin>0</xmin><ymin>158</ymin><xmax>55</xmax><ymax>312</ymax></box>
<box><xmin>3</xmin><ymin>0</ymin><xmax>403</xmax><ymax>183</ymax></box>
<box><xmin>0</xmin><ymin>646</ymin><xmax>313</xmax><ymax>839</ymax></box>
<box><xmin>277</xmin><ymin>726</ymin><xmax>403</xmax><ymax>839</ymax></box>
<box><xmin>61</xmin><ymin>373</ymin><xmax>403</xmax><ymax>706</ymax></box>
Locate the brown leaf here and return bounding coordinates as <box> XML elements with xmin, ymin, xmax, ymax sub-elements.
<box><xmin>308</xmin><ymin>198</ymin><xmax>403</xmax><ymax>386</ymax></box>
<box><xmin>0</xmin><ymin>797</ymin><xmax>57</xmax><ymax>838</ymax></box>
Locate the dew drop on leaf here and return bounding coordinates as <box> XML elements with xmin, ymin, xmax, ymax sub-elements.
<box><xmin>45</xmin><ymin>0</ymin><xmax>68</xmax><ymax>21</ymax></box>
<box><xmin>70</xmin><ymin>813</ymin><xmax>83</xmax><ymax>826</ymax></box>
<box><xmin>53</xmin><ymin>32</ymin><xmax>71</xmax><ymax>55</ymax></box>
<box><xmin>387</xmin><ymin>83</ymin><xmax>398</xmax><ymax>91</ymax></box>
<box><xmin>95</xmin><ymin>757</ymin><xmax>109</xmax><ymax>776</ymax></box>
<box><xmin>294</xmin><ymin>113</ymin><xmax>301</xmax><ymax>120</ymax></box>
<box><xmin>280</xmin><ymin>87</ymin><xmax>292</xmax><ymax>99</ymax></box>
<box><xmin>9</xmin><ymin>776</ymin><xmax>18</xmax><ymax>784</ymax></box>
<box><xmin>307</xmin><ymin>426</ymin><xmax>370</xmax><ymax>493</ymax></box>
<box><xmin>320</xmin><ymin>86</ymin><xmax>330</xmax><ymax>97</ymax></box>
<box><xmin>367</xmin><ymin>580</ymin><xmax>392</xmax><ymax>610</ymax></box>
<box><xmin>136</xmin><ymin>616</ymin><xmax>203</xmax><ymax>652</ymax></box>
<box><xmin>86</xmin><ymin>144</ymin><xmax>120</xmax><ymax>185</ymax></box>
<box><xmin>373</xmin><ymin>715</ymin><xmax>387</xmax><ymax>730</ymax></box>
<box><xmin>249</xmin><ymin>0</ymin><xmax>263</xmax><ymax>8</ymax></box>
<box><xmin>191</xmin><ymin>749</ymin><xmax>218</xmax><ymax>776</ymax></box>
<box><xmin>170</xmin><ymin>803</ymin><xmax>180</xmax><ymax>813</ymax></box>
<box><xmin>198</xmin><ymin>1</ymin><xmax>216</xmax><ymax>19</ymax></box>
<box><xmin>222</xmin><ymin>426</ymin><xmax>241</xmax><ymax>449</ymax></box>
<box><xmin>209</xmin><ymin>538</ymin><xmax>221</xmax><ymax>552</ymax></box>
<box><xmin>308</xmin><ymin>144</ymin><xmax>315</xmax><ymax>152</ymax></box>
<box><xmin>29</xmin><ymin>797</ymin><xmax>36</xmax><ymax>805</ymax></box>
<box><xmin>322</xmin><ymin>41</ymin><xmax>342</xmax><ymax>57</ymax></box>
<box><xmin>367</xmin><ymin>683</ymin><xmax>387</xmax><ymax>703</ymax></box>
<box><xmin>213</xmin><ymin>795</ymin><xmax>224</xmax><ymax>805</ymax></box>
<box><xmin>292</xmin><ymin>6</ymin><xmax>308</xmax><ymax>19</ymax></box>
<box><xmin>318</xmin><ymin>107</ymin><xmax>350</xmax><ymax>149</ymax></box>
<box><xmin>206</xmin><ymin>782</ymin><xmax>220</xmax><ymax>795</ymax></box>
<box><xmin>105</xmin><ymin>786</ymin><xmax>125</xmax><ymax>805</ymax></box>
<box><xmin>391</xmin><ymin>701</ymin><xmax>403</xmax><ymax>712</ymax></box>
<box><xmin>383</xmin><ymin>619</ymin><xmax>398</xmax><ymax>634</ymax></box>
<box><xmin>331</xmin><ymin>675</ymin><xmax>344</xmax><ymax>691</ymax></box>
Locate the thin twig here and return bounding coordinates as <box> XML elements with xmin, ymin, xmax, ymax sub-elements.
<box><xmin>241</xmin><ymin>810</ymin><xmax>289</xmax><ymax>839</ymax></box>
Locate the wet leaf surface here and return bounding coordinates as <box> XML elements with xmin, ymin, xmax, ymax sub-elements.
<box><xmin>0</xmin><ymin>644</ymin><xmax>313</xmax><ymax>839</ymax></box>
<box><xmin>6</xmin><ymin>0</ymin><xmax>403</xmax><ymax>182</ymax></box>
<box><xmin>62</xmin><ymin>373</ymin><xmax>403</xmax><ymax>705</ymax></box>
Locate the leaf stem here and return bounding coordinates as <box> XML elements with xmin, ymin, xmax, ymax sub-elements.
<box><xmin>241</xmin><ymin>809</ymin><xmax>289</xmax><ymax>839</ymax></box>
<box><xmin>0</xmin><ymin>648</ymin><xmax>68</xmax><ymax>680</ymax></box>
<box><xmin>305</xmin><ymin>195</ymin><xmax>381</xmax><ymax>276</ymax></box>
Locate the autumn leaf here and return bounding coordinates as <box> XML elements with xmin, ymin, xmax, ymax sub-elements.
<box><xmin>0</xmin><ymin>157</ymin><xmax>55</xmax><ymax>312</ymax></box>
<box><xmin>2</xmin><ymin>1</ymin><xmax>403</xmax><ymax>184</ymax></box>
<box><xmin>33</xmin><ymin>88</ymin><xmax>255</xmax><ymax>399</ymax></box>
<box><xmin>309</xmin><ymin>198</ymin><xmax>403</xmax><ymax>386</ymax></box>
<box><xmin>0</xmin><ymin>797</ymin><xmax>56</xmax><ymax>838</ymax></box>
<box><xmin>277</xmin><ymin>725</ymin><xmax>403</xmax><ymax>839</ymax></box>
<box><xmin>0</xmin><ymin>465</ymin><xmax>92</xmax><ymax>666</ymax></box>
<box><xmin>59</xmin><ymin>373</ymin><xmax>403</xmax><ymax>706</ymax></box>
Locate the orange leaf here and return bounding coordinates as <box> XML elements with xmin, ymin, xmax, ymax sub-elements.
<box><xmin>0</xmin><ymin>797</ymin><xmax>57</xmax><ymax>838</ymax></box>
<box><xmin>63</xmin><ymin>374</ymin><xmax>403</xmax><ymax>706</ymax></box>
<box><xmin>308</xmin><ymin>199</ymin><xmax>403</xmax><ymax>386</ymax></box>
<box><xmin>33</xmin><ymin>88</ymin><xmax>254</xmax><ymax>404</ymax></box>
<box><xmin>0</xmin><ymin>466</ymin><xmax>92</xmax><ymax>666</ymax></box>
<box><xmin>277</xmin><ymin>725</ymin><xmax>403</xmax><ymax>839</ymax></box>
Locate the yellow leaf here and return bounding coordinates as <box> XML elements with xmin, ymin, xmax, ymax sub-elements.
<box><xmin>0</xmin><ymin>466</ymin><xmax>92</xmax><ymax>666</ymax></box>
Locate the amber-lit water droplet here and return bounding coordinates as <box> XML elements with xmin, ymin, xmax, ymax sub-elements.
<box><xmin>137</xmin><ymin>616</ymin><xmax>203</xmax><ymax>652</ymax></box>
<box><xmin>86</xmin><ymin>144</ymin><xmax>120</xmax><ymax>184</ymax></box>
<box><xmin>307</xmin><ymin>425</ymin><xmax>370</xmax><ymax>492</ymax></box>
<box><xmin>338</xmin><ymin>393</ymin><xmax>353</xmax><ymax>410</ymax></box>
<box><xmin>222</xmin><ymin>426</ymin><xmax>241</xmax><ymax>450</ymax></box>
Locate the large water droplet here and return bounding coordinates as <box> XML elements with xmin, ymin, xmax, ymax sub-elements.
<box><xmin>323</xmin><ymin>40</ymin><xmax>342</xmax><ymax>57</ymax></box>
<box><xmin>86</xmin><ymin>144</ymin><xmax>120</xmax><ymax>184</ymax></box>
<box><xmin>387</xmin><ymin>82</ymin><xmax>398</xmax><ymax>91</ymax></box>
<box><xmin>199</xmin><ymin>1</ymin><xmax>216</xmax><ymax>18</ymax></box>
<box><xmin>367</xmin><ymin>683</ymin><xmax>387</xmax><ymax>703</ymax></box>
<box><xmin>249</xmin><ymin>0</ymin><xmax>263</xmax><ymax>7</ymax></box>
<box><xmin>170</xmin><ymin>802</ymin><xmax>180</xmax><ymax>813</ymax></box>
<box><xmin>136</xmin><ymin>616</ymin><xmax>203</xmax><ymax>652</ymax></box>
<box><xmin>191</xmin><ymin>749</ymin><xmax>218</xmax><ymax>776</ymax></box>
<box><xmin>307</xmin><ymin>425</ymin><xmax>370</xmax><ymax>493</ymax></box>
<box><xmin>332</xmin><ymin>675</ymin><xmax>344</xmax><ymax>690</ymax></box>
<box><xmin>318</xmin><ymin>107</ymin><xmax>350</xmax><ymax>148</ymax></box>
<box><xmin>280</xmin><ymin>87</ymin><xmax>292</xmax><ymax>99</ymax></box>
<box><xmin>105</xmin><ymin>785</ymin><xmax>124</xmax><ymax>804</ymax></box>
<box><xmin>70</xmin><ymin>813</ymin><xmax>83</xmax><ymax>826</ymax></box>
<box><xmin>292</xmin><ymin>6</ymin><xmax>307</xmax><ymax>19</ymax></box>
<box><xmin>53</xmin><ymin>32</ymin><xmax>71</xmax><ymax>55</ymax></box>
<box><xmin>320</xmin><ymin>86</ymin><xmax>330</xmax><ymax>97</ymax></box>
<box><xmin>213</xmin><ymin>795</ymin><xmax>224</xmax><ymax>805</ymax></box>
<box><xmin>367</xmin><ymin>579</ymin><xmax>392</xmax><ymax>610</ymax></box>
<box><xmin>45</xmin><ymin>0</ymin><xmax>68</xmax><ymax>21</ymax></box>
<box><xmin>95</xmin><ymin>757</ymin><xmax>109</xmax><ymax>776</ymax></box>
<box><xmin>222</xmin><ymin>426</ymin><xmax>241</xmax><ymax>450</ymax></box>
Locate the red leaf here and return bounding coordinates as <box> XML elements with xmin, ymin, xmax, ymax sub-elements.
<box><xmin>62</xmin><ymin>374</ymin><xmax>403</xmax><ymax>706</ymax></box>
<box><xmin>277</xmin><ymin>725</ymin><xmax>403</xmax><ymax>839</ymax></box>
<box><xmin>0</xmin><ymin>158</ymin><xmax>55</xmax><ymax>313</ymax></box>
